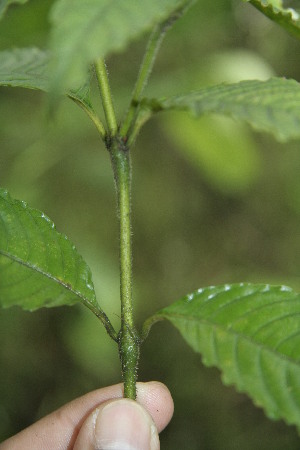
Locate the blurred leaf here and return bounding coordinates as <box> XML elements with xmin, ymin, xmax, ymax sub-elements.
<box><xmin>144</xmin><ymin>283</ymin><xmax>300</xmax><ymax>430</ymax></box>
<box><xmin>0</xmin><ymin>0</ymin><xmax>28</xmax><ymax>20</ymax></box>
<box><xmin>0</xmin><ymin>47</ymin><xmax>49</xmax><ymax>90</ymax></box>
<box><xmin>244</xmin><ymin>0</ymin><xmax>300</xmax><ymax>39</ymax></box>
<box><xmin>0</xmin><ymin>47</ymin><xmax>94</xmax><ymax>115</ymax></box>
<box><xmin>49</xmin><ymin>0</ymin><xmax>195</xmax><ymax>93</ymax></box>
<box><xmin>143</xmin><ymin>78</ymin><xmax>300</xmax><ymax>141</ymax></box>
<box><xmin>162</xmin><ymin>114</ymin><xmax>260</xmax><ymax>194</ymax></box>
<box><xmin>0</xmin><ymin>188</ymin><xmax>99</xmax><ymax>312</ymax></box>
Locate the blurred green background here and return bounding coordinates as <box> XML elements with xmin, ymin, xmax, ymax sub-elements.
<box><xmin>1</xmin><ymin>0</ymin><xmax>300</xmax><ymax>448</ymax></box>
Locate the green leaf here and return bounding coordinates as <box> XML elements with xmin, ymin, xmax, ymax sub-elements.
<box><xmin>0</xmin><ymin>0</ymin><xmax>28</xmax><ymax>20</ymax></box>
<box><xmin>0</xmin><ymin>47</ymin><xmax>49</xmax><ymax>91</ymax></box>
<box><xmin>244</xmin><ymin>0</ymin><xmax>300</xmax><ymax>40</ymax></box>
<box><xmin>49</xmin><ymin>0</ymin><xmax>195</xmax><ymax>93</ymax></box>
<box><xmin>144</xmin><ymin>283</ymin><xmax>300</xmax><ymax>430</ymax></box>
<box><xmin>0</xmin><ymin>188</ymin><xmax>99</xmax><ymax>312</ymax></box>
<box><xmin>142</xmin><ymin>78</ymin><xmax>300</xmax><ymax>142</ymax></box>
<box><xmin>0</xmin><ymin>48</ymin><xmax>95</xmax><ymax>116</ymax></box>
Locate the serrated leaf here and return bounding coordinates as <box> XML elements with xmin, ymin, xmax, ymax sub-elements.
<box><xmin>49</xmin><ymin>0</ymin><xmax>194</xmax><ymax>94</ymax></box>
<box><xmin>0</xmin><ymin>188</ymin><xmax>100</xmax><ymax>312</ymax></box>
<box><xmin>142</xmin><ymin>78</ymin><xmax>300</xmax><ymax>142</ymax></box>
<box><xmin>244</xmin><ymin>0</ymin><xmax>300</xmax><ymax>40</ymax></box>
<box><xmin>144</xmin><ymin>283</ymin><xmax>300</xmax><ymax>430</ymax></box>
<box><xmin>0</xmin><ymin>0</ymin><xmax>28</xmax><ymax>20</ymax></box>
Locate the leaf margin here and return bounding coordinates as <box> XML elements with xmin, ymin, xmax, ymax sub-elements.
<box><xmin>140</xmin><ymin>77</ymin><xmax>300</xmax><ymax>142</ymax></box>
<box><xmin>244</xmin><ymin>0</ymin><xmax>300</xmax><ymax>40</ymax></box>
<box><xmin>142</xmin><ymin>282</ymin><xmax>300</xmax><ymax>430</ymax></box>
<box><xmin>0</xmin><ymin>187</ymin><xmax>117</xmax><ymax>340</ymax></box>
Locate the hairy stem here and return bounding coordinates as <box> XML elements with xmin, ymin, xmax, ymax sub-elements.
<box><xmin>95</xmin><ymin>59</ymin><xmax>118</xmax><ymax>136</ymax></box>
<box><xmin>95</xmin><ymin>59</ymin><xmax>138</xmax><ymax>399</ymax></box>
<box><xmin>120</xmin><ymin>25</ymin><xmax>166</xmax><ymax>139</ymax></box>
<box><xmin>120</xmin><ymin>0</ymin><xmax>196</xmax><ymax>142</ymax></box>
<box><xmin>110</xmin><ymin>138</ymin><xmax>139</xmax><ymax>399</ymax></box>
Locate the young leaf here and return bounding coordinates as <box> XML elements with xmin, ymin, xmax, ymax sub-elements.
<box><xmin>0</xmin><ymin>0</ymin><xmax>28</xmax><ymax>20</ymax></box>
<box><xmin>144</xmin><ymin>283</ymin><xmax>300</xmax><ymax>430</ymax></box>
<box><xmin>49</xmin><ymin>0</ymin><xmax>195</xmax><ymax>94</ymax></box>
<box><xmin>142</xmin><ymin>78</ymin><xmax>300</xmax><ymax>142</ymax></box>
<box><xmin>0</xmin><ymin>188</ymin><xmax>99</xmax><ymax>313</ymax></box>
<box><xmin>244</xmin><ymin>0</ymin><xmax>300</xmax><ymax>40</ymax></box>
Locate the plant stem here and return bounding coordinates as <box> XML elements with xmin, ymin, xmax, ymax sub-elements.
<box><xmin>95</xmin><ymin>59</ymin><xmax>118</xmax><ymax>136</ymax></box>
<box><xmin>110</xmin><ymin>138</ymin><xmax>139</xmax><ymax>399</ymax></box>
<box><xmin>95</xmin><ymin>59</ymin><xmax>139</xmax><ymax>399</ymax></box>
<box><xmin>91</xmin><ymin>1</ymin><xmax>195</xmax><ymax>398</ymax></box>
<box><xmin>120</xmin><ymin>0</ymin><xmax>195</xmax><ymax>142</ymax></box>
<box><xmin>120</xmin><ymin>25</ymin><xmax>166</xmax><ymax>139</ymax></box>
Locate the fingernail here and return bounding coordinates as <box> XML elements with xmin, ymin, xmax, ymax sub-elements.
<box><xmin>94</xmin><ymin>399</ymin><xmax>159</xmax><ymax>450</ymax></box>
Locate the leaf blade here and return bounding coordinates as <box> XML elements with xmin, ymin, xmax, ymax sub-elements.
<box><xmin>146</xmin><ymin>283</ymin><xmax>300</xmax><ymax>429</ymax></box>
<box><xmin>142</xmin><ymin>78</ymin><xmax>300</xmax><ymax>141</ymax></box>
<box><xmin>0</xmin><ymin>47</ymin><xmax>50</xmax><ymax>91</ymax></box>
<box><xmin>49</xmin><ymin>0</ymin><xmax>194</xmax><ymax>93</ymax></box>
<box><xmin>0</xmin><ymin>188</ymin><xmax>98</xmax><ymax>312</ymax></box>
<box><xmin>0</xmin><ymin>48</ymin><xmax>96</xmax><ymax>116</ymax></box>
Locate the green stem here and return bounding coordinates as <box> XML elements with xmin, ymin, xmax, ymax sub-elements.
<box><xmin>95</xmin><ymin>59</ymin><xmax>139</xmax><ymax>399</ymax></box>
<box><xmin>95</xmin><ymin>59</ymin><xmax>118</xmax><ymax>136</ymax></box>
<box><xmin>120</xmin><ymin>25</ymin><xmax>166</xmax><ymax>140</ymax></box>
<box><xmin>120</xmin><ymin>0</ymin><xmax>195</xmax><ymax>142</ymax></box>
<box><xmin>110</xmin><ymin>138</ymin><xmax>139</xmax><ymax>399</ymax></box>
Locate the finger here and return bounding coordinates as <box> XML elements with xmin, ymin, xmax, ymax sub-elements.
<box><xmin>136</xmin><ymin>381</ymin><xmax>174</xmax><ymax>432</ymax></box>
<box><xmin>73</xmin><ymin>398</ymin><xmax>160</xmax><ymax>450</ymax></box>
<box><xmin>1</xmin><ymin>383</ymin><xmax>124</xmax><ymax>450</ymax></box>
<box><xmin>1</xmin><ymin>381</ymin><xmax>174</xmax><ymax>450</ymax></box>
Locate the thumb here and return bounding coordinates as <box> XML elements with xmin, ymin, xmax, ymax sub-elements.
<box><xmin>73</xmin><ymin>398</ymin><xmax>160</xmax><ymax>450</ymax></box>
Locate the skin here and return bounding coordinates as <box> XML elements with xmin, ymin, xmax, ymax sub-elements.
<box><xmin>0</xmin><ymin>381</ymin><xmax>174</xmax><ymax>450</ymax></box>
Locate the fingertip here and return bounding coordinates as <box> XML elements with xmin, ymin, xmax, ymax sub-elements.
<box><xmin>136</xmin><ymin>381</ymin><xmax>174</xmax><ymax>432</ymax></box>
<box><xmin>73</xmin><ymin>398</ymin><xmax>160</xmax><ymax>450</ymax></box>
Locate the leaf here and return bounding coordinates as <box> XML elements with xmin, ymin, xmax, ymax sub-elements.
<box><xmin>144</xmin><ymin>283</ymin><xmax>300</xmax><ymax>430</ymax></box>
<box><xmin>49</xmin><ymin>0</ymin><xmax>195</xmax><ymax>94</ymax></box>
<box><xmin>0</xmin><ymin>0</ymin><xmax>28</xmax><ymax>20</ymax></box>
<box><xmin>0</xmin><ymin>47</ymin><xmax>94</xmax><ymax>114</ymax></box>
<box><xmin>0</xmin><ymin>188</ymin><xmax>99</xmax><ymax>312</ymax></box>
<box><xmin>244</xmin><ymin>0</ymin><xmax>300</xmax><ymax>40</ymax></box>
<box><xmin>0</xmin><ymin>47</ymin><xmax>50</xmax><ymax>91</ymax></box>
<box><xmin>68</xmin><ymin>72</ymin><xmax>95</xmax><ymax>113</ymax></box>
<box><xmin>142</xmin><ymin>78</ymin><xmax>300</xmax><ymax>142</ymax></box>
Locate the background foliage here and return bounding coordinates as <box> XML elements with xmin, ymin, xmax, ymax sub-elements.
<box><xmin>1</xmin><ymin>0</ymin><xmax>300</xmax><ymax>448</ymax></box>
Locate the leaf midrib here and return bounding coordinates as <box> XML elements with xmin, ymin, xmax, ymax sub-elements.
<box><xmin>0</xmin><ymin>248</ymin><xmax>90</xmax><ymax>304</ymax></box>
<box><xmin>158</xmin><ymin>311</ymin><xmax>300</xmax><ymax>368</ymax></box>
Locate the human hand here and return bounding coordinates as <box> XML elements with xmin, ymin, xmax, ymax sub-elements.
<box><xmin>0</xmin><ymin>381</ymin><xmax>174</xmax><ymax>450</ymax></box>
